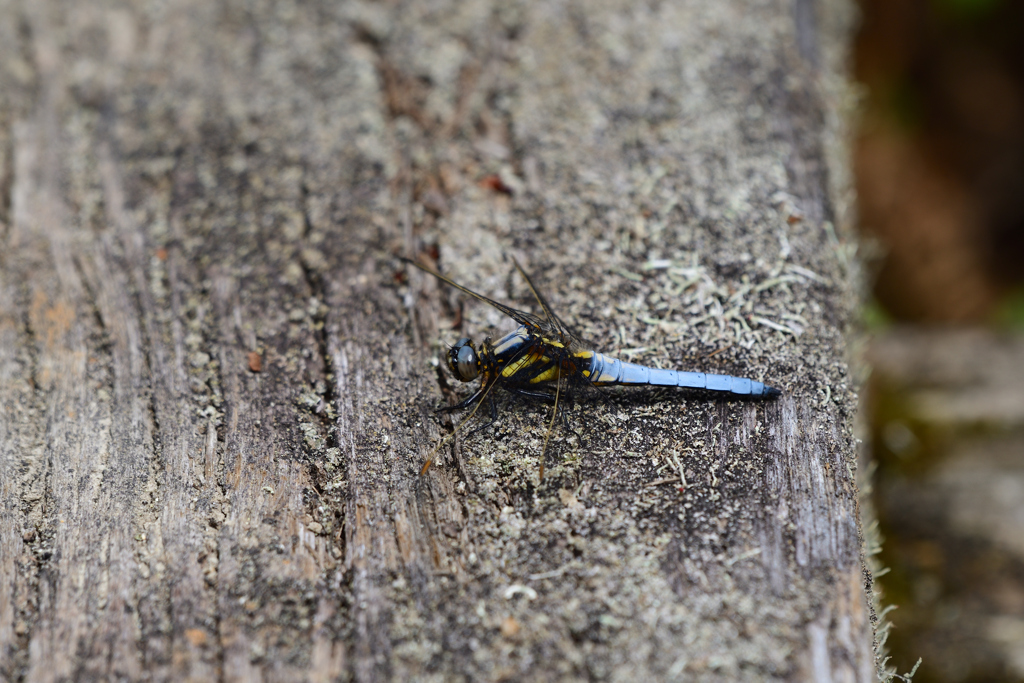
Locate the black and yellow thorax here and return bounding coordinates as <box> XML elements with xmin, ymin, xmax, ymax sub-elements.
<box><xmin>485</xmin><ymin>325</ymin><xmax>588</xmax><ymax>385</ymax></box>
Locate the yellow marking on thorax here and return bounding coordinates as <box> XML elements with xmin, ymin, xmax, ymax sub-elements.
<box><xmin>529</xmin><ymin>363</ymin><xmax>562</xmax><ymax>384</ymax></box>
<box><xmin>501</xmin><ymin>350</ymin><xmax>542</xmax><ymax>378</ymax></box>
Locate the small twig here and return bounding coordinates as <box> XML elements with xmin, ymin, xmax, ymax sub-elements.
<box><xmin>706</xmin><ymin>343</ymin><xmax>733</xmax><ymax>359</ymax></box>
<box><xmin>529</xmin><ymin>564</ymin><xmax>572</xmax><ymax>581</ymax></box>
<box><xmin>725</xmin><ymin>547</ymin><xmax>761</xmax><ymax>566</ymax></box>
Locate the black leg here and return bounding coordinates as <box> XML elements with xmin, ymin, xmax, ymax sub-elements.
<box><xmin>467</xmin><ymin>418</ymin><xmax>495</xmax><ymax>437</ymax></box>
<box><xmin>507</xmin><ymin>387</ymin><xmax>555</xmax><ymax>403</ymax></box>
<box><xmin>436</xmin><ymin>384</ymin><xmax>487</xmax><ymax>413</ymax></box>
<box><xmin>466</xmin><ymin>395</ymin><xmax>500</xmax><ymax>437</ymax></box>
<box><xmin>558</xmin><ymin>390</ymin><xmax>583</xmax><ymax>438</ymax></box>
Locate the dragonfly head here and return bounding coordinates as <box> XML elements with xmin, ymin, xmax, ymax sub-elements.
<box><xmin>448</xmin><ymin>337</ymin><xmax>480</xmax><ymax>382</ymax></box>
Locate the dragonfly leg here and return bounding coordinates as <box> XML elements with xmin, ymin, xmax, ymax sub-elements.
<box><xmin>466</xmin><ymin>395</ymin><xmax>499</xmax><ymax>436</ymax></box>
<box><xmin>437</xmin><ymin>384</ymin><xmax>488</xmax><ymax>413</ymax></box>
<box><xmin>560</xmin><ymin>400</ymin><xmax>576</xmax><ymax>431</ymax></box>
<box><xmin>507</xmin><ymin>387</ymin><xmax>555</xmax><ymax>403</ymax></box>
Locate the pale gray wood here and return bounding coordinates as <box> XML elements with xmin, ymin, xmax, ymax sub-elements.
<box><xmin>0</xmin><ymin>0</ymin><xmax>875</xmax><ymax>681</ymax></box>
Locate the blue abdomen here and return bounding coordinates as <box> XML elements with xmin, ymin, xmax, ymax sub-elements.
<box><xmin>583</xmin><ymin>352</ymin><xmax>779</xmax><ymax>398</ymax></box>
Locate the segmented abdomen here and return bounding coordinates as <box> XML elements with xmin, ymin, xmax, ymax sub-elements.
<box><xmin>579</xmin><ymin>351</ymin><xmax>779</xmax><ymax>397</ymax></box>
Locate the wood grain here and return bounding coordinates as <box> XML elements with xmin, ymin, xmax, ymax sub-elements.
<box><xmin>0</xmin><ymin>0</ymin><xmax>876</xmax><ymax>680</ymax></box>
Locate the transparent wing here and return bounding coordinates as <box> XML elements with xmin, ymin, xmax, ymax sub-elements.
<box><xmin>510</xmin><ymin>258</ymin><xmax>594</xmax><ymax>351</ymax></box>
<box><xmin>404</xmin><ymin>257</ymin><xmax>552</xmax><ymax>333</ymax></box>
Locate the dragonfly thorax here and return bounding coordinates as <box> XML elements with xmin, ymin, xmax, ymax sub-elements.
<box><xmin>448</xmin><ymin>338</ymin><xmax>480</xmax><ymax>382</ymax></box>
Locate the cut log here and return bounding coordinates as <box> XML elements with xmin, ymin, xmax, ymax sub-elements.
<box><xmin>0</xmin><ymin>0</ymin><xmax>875</xmax><ymax>680</ymax></box>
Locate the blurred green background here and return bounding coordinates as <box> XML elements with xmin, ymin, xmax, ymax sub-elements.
<box><xmin>855</xmin><ymin>0</ymin><xmax>1024</xmax><ymax>680</ymax></box>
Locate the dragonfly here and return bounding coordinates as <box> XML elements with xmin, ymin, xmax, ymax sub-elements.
<box><xmin>405</xmin><ymin>257</ymin><xmax>781</xmax><ymax>477</ymax></box>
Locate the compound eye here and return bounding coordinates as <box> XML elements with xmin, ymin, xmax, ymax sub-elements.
<box><xmin>455</xmin><ymin>343</ymin><xmax>479</xmax><ymax>381</ymax></box>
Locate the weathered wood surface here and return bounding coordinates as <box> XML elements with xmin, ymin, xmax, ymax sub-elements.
<box><xmin>0</xmin><ymin>0</ymin><xmax>874</xmax><ymax>680</ymax></box>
